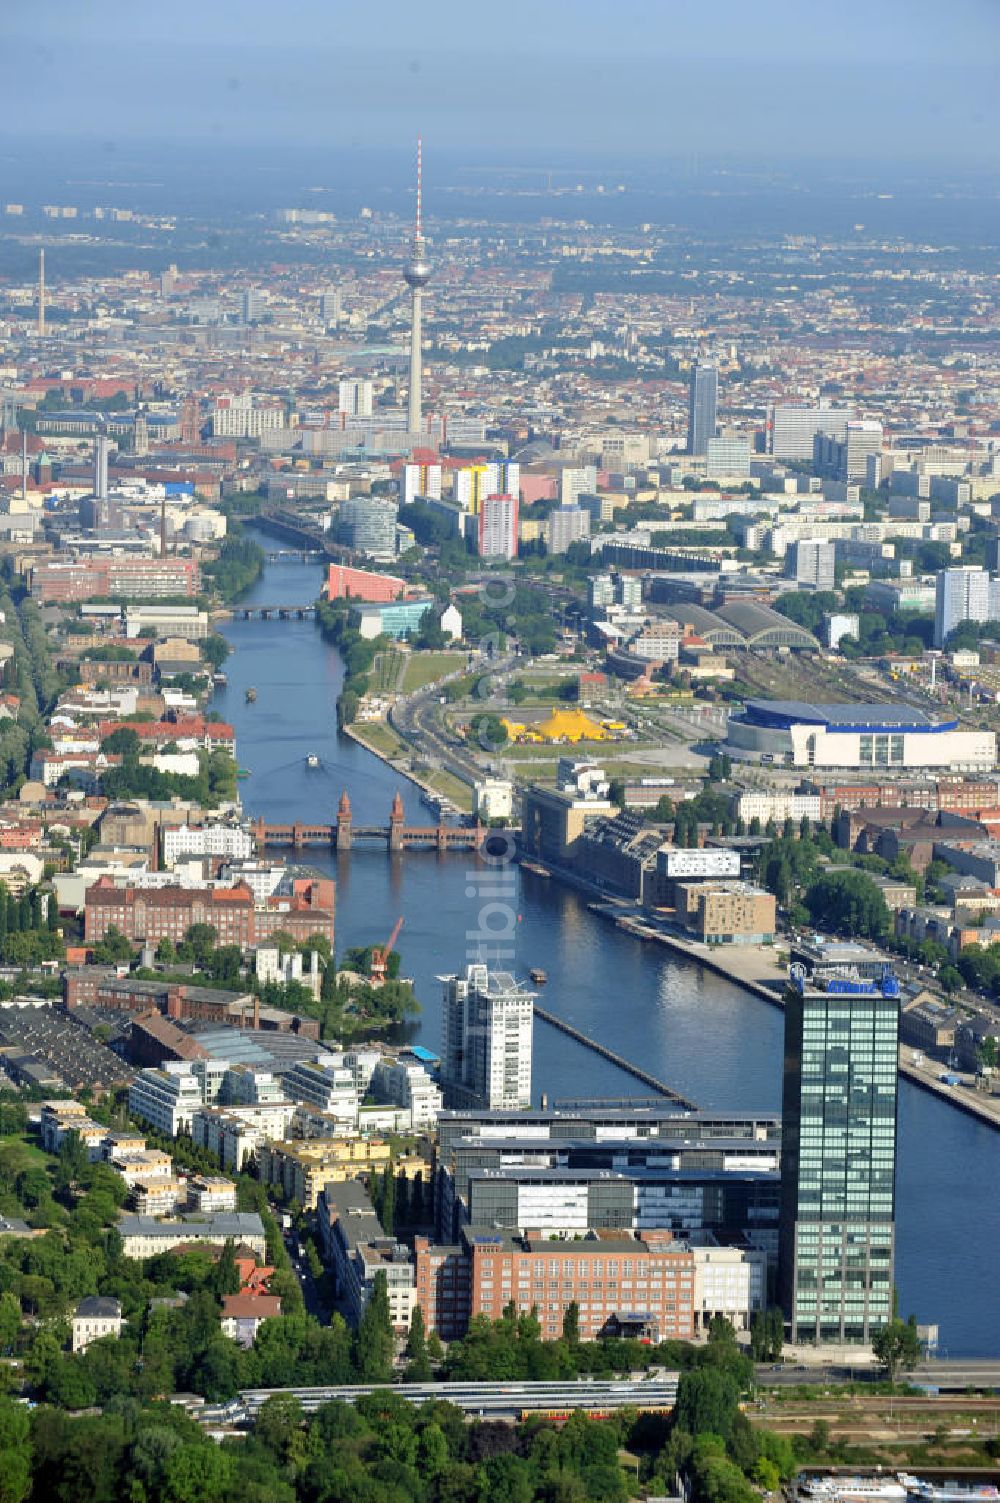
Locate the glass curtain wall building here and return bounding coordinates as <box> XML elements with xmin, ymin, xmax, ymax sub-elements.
<box><xmin>687</xmin><ymin>362</ymin><xmax>718</xmax><ymax>456</ymax></box>
<box><xmin>778</xmin><ymin>970</ymin><xmax>899</xmax><ymax>1343</ymax></box>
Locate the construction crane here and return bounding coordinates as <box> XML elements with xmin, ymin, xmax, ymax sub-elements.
<box><xmin>370</xmin><ymin>917</ymin><xmax>403</xmax><ymax>985</ymax></box>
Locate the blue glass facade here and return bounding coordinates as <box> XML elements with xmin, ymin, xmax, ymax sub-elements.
<box><xmin>779</xmin><ymin>981</ymin><xmax>899</xmax><ymax>1343</ymax></box>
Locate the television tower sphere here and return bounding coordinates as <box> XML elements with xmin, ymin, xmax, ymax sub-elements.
<box><xmin>404</xmin><ymin>255</ymin><xmax>430</xmax><ymax>289</ymax></box>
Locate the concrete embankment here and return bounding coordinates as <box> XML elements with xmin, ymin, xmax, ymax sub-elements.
<box><xmin>341</xmin><ymin>723</ymin><xmax>444</xmax><ymax>803</ymax></box>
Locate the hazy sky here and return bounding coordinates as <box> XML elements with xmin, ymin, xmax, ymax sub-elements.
<box><xmin>3</xmin><ymin>0</ymin><xmax>999</xmax><ymax>164</ymax></box>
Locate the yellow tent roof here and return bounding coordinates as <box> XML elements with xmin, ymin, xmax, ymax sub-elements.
<box><xmin>536</xmin><ymin>707</ymin><xmax>608</xmax><ymax>742</ymax></box>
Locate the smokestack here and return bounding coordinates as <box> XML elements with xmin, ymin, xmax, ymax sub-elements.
<box><xmin>160</xmin><ymin>493</ymin><xmax>168</xmax><ymax>557</ymax></box>
<box><xmin>20</xmin><ymin>430</ymin><xmax>27</xmax><ymax>501</ymax></box>
<box><xmin>38</xmin><ymin>249</ymin><xmax>45</xmax><ymax>337</ymax></box>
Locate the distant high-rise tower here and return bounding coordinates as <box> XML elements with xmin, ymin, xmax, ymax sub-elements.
<box><xmin>180</xmin><ymin>396</ymin><xmax>200</xmax><ymax>447</ymax></box>
<box><xmin>687</xmin><ymin>361</ymin><xmax>717</xmax><ymax>456</ymax></box>
<box><xmin>403</xmin><ymin>136</ymin><xmax>430</xmax><ymax>436</ymax></box>
<box><xmin>321</xmin><ymin>287</ymin><xmax>342</xmax><ymax>326</ymax></box>
<box><xmin>241</xmin><ymin>287</ymin><xmax>265</xmax><ymax>326</ymax></box>
<box><xmin>93</xmin><ymin>434</ymin><xmax>110</xmax><ymax>500</ymax></box>
<box><xmin>37</xmin><ymin>249</ymin><xmax>46</xmax><ymax>337</ymax></box>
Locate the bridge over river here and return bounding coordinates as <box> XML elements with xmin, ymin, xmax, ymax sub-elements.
<box><xmin>252</xmin><ymin>791</ymin><xmax>488</xmax><ymax>852</ymax></box>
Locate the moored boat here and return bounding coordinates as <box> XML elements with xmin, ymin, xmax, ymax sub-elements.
<box><xmin>899</xmin><ymin>1478</ymin><xmax>1000</xmax><ymax>1503</ymax></box>
<box><xmin>797</xmin><ymin>1478</ymin><xmax>907</xmax><ymax>1503</ymax></box>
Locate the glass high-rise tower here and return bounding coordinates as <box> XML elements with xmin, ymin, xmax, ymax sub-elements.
<box><xmin>778</xmin><ymin>968</ymin><xmax>899</xmax><ymax>1344</ymax></box>
<box><xmin>687</xmin><ymin>362</ymin><xmax>718</xmax><ymax>456</ymax></box>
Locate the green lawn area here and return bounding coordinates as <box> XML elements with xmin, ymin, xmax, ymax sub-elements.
<box><xmin>400</xmin><ymin>651</ymin><xmax>466</xmax><ymax>692</ymax></box>
<box><xmin>371</xmin><ymin>649</ymin><xmax>404</xmax><ymax>694</ymax></box>
<box><xmin>350</xmin><ymin>722</ymin><xmax>410</xmax><ymax>759</ymax></box>
<box><xmin>0</xmin><ymin>1132</ymin><xmax>49</xmax><ymax>1168</ymax></box>
<box><xmin>422</xmin><ymin>769</ymin><xmax>474</xmax><ymax>813</ymax></box>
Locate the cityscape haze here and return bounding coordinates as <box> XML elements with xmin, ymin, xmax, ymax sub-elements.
<box><xmin>0</xmin><ymin>2</ymin><xmax>998</xmax><ymax>1497</ymax></box>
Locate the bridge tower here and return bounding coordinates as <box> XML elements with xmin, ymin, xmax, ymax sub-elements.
<box><xmin>389</xmin><ymin>789</ymin><xmax>405</xmax><ymax>852</ymax></box>
<box><xmin>336</xmin><ymin>789</ymin><xmax>352</xmax><ymax>851</ymax></box>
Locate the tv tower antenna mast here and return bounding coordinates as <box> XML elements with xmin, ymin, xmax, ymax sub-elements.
<box><xmin>403</xmin><ymin>135</ymin><xmax>430</xmax><ymax>437</ymax></box>
<box><xmin>38</xmin><ymin>249</ymin><xmax>46</xmax><ymax>337</ymax></box>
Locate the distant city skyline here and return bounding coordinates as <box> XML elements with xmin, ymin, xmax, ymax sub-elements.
<box><xmin>1</xmin><ymin>0</ymin><xmax>998</xmax><ymax>162</ymax></box>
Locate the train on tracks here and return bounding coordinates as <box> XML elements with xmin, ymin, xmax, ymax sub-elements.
<box><xmin>176</xmin><ymin>1376</ymin><xmax>680</xmax><ymax>1430</ymax></box>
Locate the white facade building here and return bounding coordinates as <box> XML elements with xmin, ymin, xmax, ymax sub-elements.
<box><xmin>440</xmin><ymin>603</ymin><xmax>463</xmax><ymax>640</ymax></box>
<box><xmin>769</xmin><ymin>404</ymin><xmax>853</xmax><ymax>461</ymax></box>
<box><xmin>254</xmin><ymin>945</ymin><xmax>322</xmax><ymax>1001</ymax></box>
<box><xmin>129</xmin><ymin>1065</ymin><xmax>210</xmax><ymax>1136</ymax></box>
<box><xmin>659</xmin><ymin>848</ymin><xmax>741</xmax><ymax>880</ymax></box>
<box><xmin>733</xmin><ymin>791</ymin><xmax>822</xmax><ymax>825</ymax></box>
<box><xmin>560</xmin><ymin>465</ymin><xmax>598</xmax><ymax>507</ymax></box>
<box><xmin>190</xmin><ymin>1104</ymin><xmax>295</xmax><ymax>1171</ymax></box>
<box><xmin>692</xmin><ymin>1244</ymin><xmax>768</xmax><ymax>1333</ymax></box>
<box><xmin>371</xmin><ymin>1055</ymin><xmax>443</xmax><ymax>1129</ymax></box>
<box><xmin>72</xmin><ymin>1297</ymin><xmax>124</xmax><ymax>1353</ymax></box>
<box><xmin>788</xmin><ymin>538</ymin><xmax>835</xmax><ymax>591</ymax></box>
<box><xmin>727</xmin><ymin>699</ymin><xmax>996</xmax><ymax>772</ymax></box>
<box><xmin>338</xmin><ymin>379</ymin><xmax>374</xmax><ymax>417</ymax></box>
<box><xmin>282</xmin><ymin>1057</ymin><xmax>360</xmax><ymax>1125</ymax></box>
<box><xmin>705</xmin><ymin>436</ymin><xmax>751</xmax><ymax>481</ymax></box>
<box><xmin>403</xmin><ymin>462</ymin><xmax>442</xmax><ymax>505</ymax></box>
<box><xmin>934</xmin><ymin>566</ymin><xmax>999</xmax><ymax>648</ymax></box>
<box><xmin>212</xmin><ymin>392</ymin><xmax>285</xmax><ymax>439</ymax></box>
<box><xmin>478</xmin><ymin>494</ymin><xmax>518</xmax><ymax>560</ymax></box>
<box><xmin>162</xmin><ymin>823</ymin><xmax>254</xmax><ymax>867</ymax></box>
<box><xmin>474</xmin><ymin>779</ymin><xmax>513</xmax><ymax>822</ymax></box>
<box><xmin>441</xmin><ymin>964</ymin><xmax>535</xmax><ymax>1110</ymax></box>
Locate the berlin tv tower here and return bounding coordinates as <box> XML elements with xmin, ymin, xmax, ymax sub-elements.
<box><xmin>403</xmin><ymin>136</ymin><xmax>430</xmax><ymax>437</ymax></box>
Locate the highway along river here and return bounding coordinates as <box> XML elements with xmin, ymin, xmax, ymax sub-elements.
<box><xmin>216</xmin><ymin>541</ymin><xmax>999</xmax><ymax>1356</ymax></box>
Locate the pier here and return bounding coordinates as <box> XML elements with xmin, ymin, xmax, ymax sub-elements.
<box><xmin>533</xmin><ymin>1004</ymin><xmax>697</xmax><ymax>1108</ymax></box>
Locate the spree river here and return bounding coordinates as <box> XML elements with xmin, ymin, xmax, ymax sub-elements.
<box><xmin>218</xmin><ymin>543</ymin><xmax>998</xmax><ymax>1357</ymax></box>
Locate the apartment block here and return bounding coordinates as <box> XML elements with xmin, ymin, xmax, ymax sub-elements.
<box><xmin>84</xmin><ymin>874</ymin><xmax>335</xmax><ymax>949</ymax></box>
<box><xmin>674</xmin><ymin>880</ymin><xmax>776</xmax><ymax>944</ymax></box>
<box><xmin>257</xmin><ymin>1137</ymin><xmax>393</xmax><ymax>1210</ymax></box>
<box><xmin>316</xmin><ymin>1181</ymin><xmax>416</xmax><ymax>1333</ymax></box>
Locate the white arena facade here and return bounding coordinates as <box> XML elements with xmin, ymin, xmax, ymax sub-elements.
<box><xmin>726</xmin><ymin>699</ymin><xmax>996</xmax><ymax>772</ymax></box>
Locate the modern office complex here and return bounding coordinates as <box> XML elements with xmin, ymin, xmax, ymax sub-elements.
<box><xmin>687</xmin><ymin>362</ymin><xmax>718</xmax><ymax>456</ymax></box>
<box><xmin>813</xmin><ymin>420</ymin><xmax>883</xmax><ymax>482</ymax></box>
<box><xmin>769</xmin><ymin>404</ymin><xmax>854</xmax><ymax>461</ymax></box>
<box><xmin>337</xmin><ymin>496</ymin><xmax>399</xmax><ymax>560</ymax></box>
<box><xmin>435</xmin><ymin>1107</ymin><xmax>781</xmax><ymax>1244</ymax></box>
<box><xmin>705</xmin><ymin>435</ymin><xmax>750</xmax><ymax>480</ymax></box>
<box><xmin>440</xmin><ymin>965</ymin><xmax>535</xmax><ymax>1110</ymax></box>
<box><xmin>726</xmin><ymin>699</ymin><xmax>996</xmax><ymax>771</ymax></box>
<box><xmin>779</xmin><ymin>966</ymin><xmax>900</xmax><ymax>1343</ymax></box>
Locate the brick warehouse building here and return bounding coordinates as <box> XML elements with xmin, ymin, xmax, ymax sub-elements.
<box><xmin>83</xmin><ymin>875</ymin><xmax>335</xmax><ymax>950</ymax></box>
<box><xmin>30</xmin><ymin>557</ymin><xmax>201</xmax><ymax>603</ymax></box>
<box><xmin>414</xmin><ymin>1228</ymin><xmax>696</xmax><ymax>1343</ymax></box>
